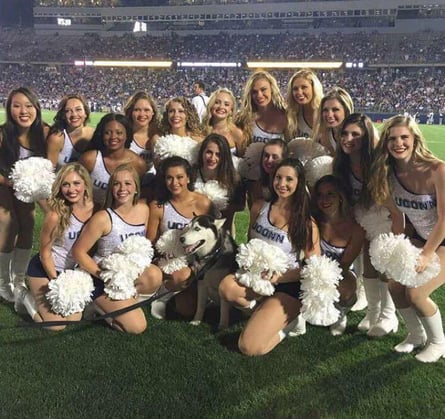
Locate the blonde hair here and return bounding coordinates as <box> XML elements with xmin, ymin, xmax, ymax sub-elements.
<box><xmin>370</xmin><ymin>115</ymin><xmax>439</xmax><ymax>205</ymax></box>
<box><xmin>285</xmin><ymin>69</ymin><xmax>323</xmax><ymax>139</ymax></box>
<box><xmin>235</xmin><ymin>71</ymin><xmax>286</xmax><ymax>144</ymax></box>
<box><xmin>313</xmin><ymin>87</ymin><xmax>354</xmax><ymax>144</ymax></box>
<box><xmin>49</xmin><ymin>163</ymin><xmax>93</xmax><ymax>240</ymax></box>
<box><xmin>202</xmin><ymin>87</ymin><xmax>238</xmax><ymax>134</ymax></box>
<box><xmin>104</xmin><ymin>163</ymin><xmax>141</xmax><ymax>209</ymax></box>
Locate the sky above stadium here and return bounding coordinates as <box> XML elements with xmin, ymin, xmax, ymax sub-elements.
<box><xmin>0</xmin><ymin>0</ymin><xmax>33</xmax><ymax>26</ymax></box>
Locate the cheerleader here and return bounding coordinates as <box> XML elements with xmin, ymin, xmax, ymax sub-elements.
<box><xmin>46</xmin><ymin>94</ymin><xmax>94</xmax><ymax>169</ymax></box>
<box><xmin>124</xmin><ymin>91</ymin><xmax>161</xmax><ymax>175</ymax></box>
<box><xmin>312</xmin><ymin>175</ymin><xmax>365</xmax><ymax>335</ymax></box>
<box><xmin>72</xmin><ymin>164</ymin><xmax>162</xmax><ymax>334</ymax></box>
<box><xmin>312</xmin><ymin>87</ymin><xmax>354</xmax><ymax>156</ymax></box>
<box><xmin>235</xmin><ymin>71</ymin><xmax>287</xmax><ymax>150</ymax></box>
<box><xmin>247</xmin><ymin>138</ymin><xmax>288</xmax><ymax>205</ymax></box>
<box><xmin>156</xmin><ymin>96</ymin><xmax>204</xmax><ymax>143</ymax></box>
<box><xmin>79</xmin><ymin>113</ymin><xmax>146</xmax><ymax>206</ymax></box>
<box><xmin>20</xmin><ymin>163</ymin><xmax>94</xmax><ymax>329</ymax></box>
<box><xmin>147</xmin><ymin>156</ymin><xmax>214</xmax><ymax>319</ymax></box>
<box><xmin>333</xmin><ymin>113</ymin><xmax>404</xmax><ymax>337</ymax></box>
<box><xmin>285</xmin><ymin>69</ymin><xmax>323</xmax><ymax>140</ymax></box>
<box><xmin>0</xmin><ymin>87</ymin><xmax>48</xmax><ymax>306</ymax></box>
<box><xmin>203</xmin><ymin>88</ymin><xmax>246</xmax><ymax>156</ymax></box>
<box><xmin>195</xmin><ymin>134</ymin><xmax>245</xmax><ymax>232</ymax></box>
<box><xmin>219</xmin><ymin>158</ymin><xmax>320</xmax><ymax>356</ymax></box>
<box><xmin>370</xmin><ymin>115</ymin><xmax>445</xmax><ymax>362</ymax></box>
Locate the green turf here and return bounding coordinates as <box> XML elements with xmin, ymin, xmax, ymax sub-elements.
<box><xmin>1</xmin><ymin>111</ymin><xmax>445</xmax><ymax>418</ymax></box>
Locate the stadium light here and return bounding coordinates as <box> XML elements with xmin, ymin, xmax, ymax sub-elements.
<box><xmin>178</xmin><ymin>62</ymin><xmax>241</xmax><ymax>68</ymax></box>
<box><xmin>85</xmin><ymin>60</ymin><xmax>172</xmax><ymax>68</ymax></box>
<box><xmin>246</xmin><ymin>61</ymin><xmax>343</xmax><ymax>69</ymax></box>
<box><xmin>133</xmin><ymin>21</ymin><xmax>147</xmax><ymax>32</ymax></box>
<box><xmin>74</xmin><ymin>60</ymin><xmax>93</xmax><ymax>66</ymax></box>
<box><xmin>345</xmin><ymin>62</ymin><xmax>364</xmax><ymax>69</ymax></box>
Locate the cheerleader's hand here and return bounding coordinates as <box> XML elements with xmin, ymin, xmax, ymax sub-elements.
<box><xmin>415</xmin><ymin>252</ymin><xmax>432</xmax><ymax>273</ymax></box>
<box><xmin>261</xmin><ymin>270</ymin><xmax>279</xmax><ymax>284</ymax></box>
<box><xmin>269</xmin><ymin>272</ymin><xmax>280</xmax><ymax>285</ymax></box>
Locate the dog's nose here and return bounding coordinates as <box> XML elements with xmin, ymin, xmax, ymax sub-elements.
<box><xmin>179</xmin><ymin>236</ymin><xmax>185</xmax><ymax>243</ymax></box>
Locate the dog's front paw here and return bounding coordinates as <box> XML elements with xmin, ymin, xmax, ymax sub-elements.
<box><xmin>190</xmin><ymin>320</ymin><xmax>202</xmax><ymax>326</ymax></box>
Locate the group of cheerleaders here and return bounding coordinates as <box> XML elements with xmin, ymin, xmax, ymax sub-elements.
<box><xmin>0</xmin><ymin>68</ymin><xmax>444</xmax><ymax>363</ymax></box>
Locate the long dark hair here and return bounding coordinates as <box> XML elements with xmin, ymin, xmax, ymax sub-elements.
<box><xmin>48</xmin><ymin>94</ymin><xmax>90</xmax><ymax>136</ymax></box>
<box><xmin>155</xmin><ymin>156</ymin><xmax>196</xmax><ymax>204</ymax></box>
<box><xmin>0</xmin><ymin>87</ymin><xmax>46</xmax><ymax>172</ymax></box>
<box><xmin>259</xmin><ymin>138</ymin><xmax>288</xmax><ymax>188</ymax></box>
<box><xmin>270</xmin><ymin>157</ymin><xmax>313</xmax><ymax>253</ymax></box>
<box><xmin>197</xmin><ymin>133</ymin><xmax>238</xmax><ymax>194</ymax></box>
<box><xmin>332</xmin><ymin>113</ymin><xmax>378</xmax><ymax>208</ymax></box>
<box><xmin>88</xmin><ymin>113</ymin><xmax>133</xmax><ymax>151</ymax></box>
<box><xmin>311</xmin><ymin>175</ymin><xmax>351</xmax><ymax>223</ymax></box>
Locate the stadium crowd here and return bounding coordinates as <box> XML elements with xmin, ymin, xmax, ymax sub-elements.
<box><xmin>1</xmin><ymin>29</ymin><xmax>444</xmax><ymax>117</ymax></box>
<box><xmin>1</xmin><ymin>29</ymin><xmax>445</xmax><ymax>65</ymax></box>
<box><xmin>0</xmin><ymin>64</ymin><xmax>443</xmax><ymax>117</ymax></box>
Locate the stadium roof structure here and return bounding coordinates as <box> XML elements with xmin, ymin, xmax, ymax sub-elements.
<box><xmin>33</xmin><ymin>0</ymin><xmax>445</xmax><ymax>35</ymax></box>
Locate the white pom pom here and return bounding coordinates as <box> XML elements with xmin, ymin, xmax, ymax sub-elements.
<box><xmin>300</xmin><ymin>255</ymin><xmax>342</xmax><ymax>326</ymax></box>
<box><xmin>369</xmin><ymin>232</ymin><xmax>400</xmax><ymax>274</ymax></box>
<box><xmin>100</xmin><ymin>253</ymin><xmax>139</xmax><ymax>300</ymax></box>
<box><xmin>354</xmin><ymin>204</ymin><xmax>392</xmax><ymax>241</ymax></box>
<box><xmin>238</xmin><ymin>142</ymin><xmax>265</xmax><ymax>181</ymax></box>
<box><xmin>46</xmin><ymin>270</ymin><xmax>94</xmax><ymax>316</ymax></box>
<box><xmin>287</xmin><ymin>138</ymin><xmax>326</xmax><ymax>165</ymax></box>
<box><xmin>235</xmin><ymin>238</ymin><xmax>290</xmax><ymax>296</ymax></box>
<box><xmin>154</xmin><ymin>134</ymin><xmax>199</xmax><ymax>164</ymax></box>
<box><xmin>116</xmin><ymin>236</ymin><xmax>154</xmax><ymax>272</ymax></box>
<box><xmin>236</xmin><ymin>271</ymin><xmax>275</xmax><ymax>296</ymax></box>
<box><xmin>10</xmin><ymin>157</ymin><xmax>55</xmax><ymax>203</ymax></box>
<box><xmin>369</xmin><ymin>233</ymin><xmax>441</xmax><ymax>288</ymax></box>
<box><xmin>194</xmin><ymin>180</ymin><xmax>229</xmax><ymax>211</ymax></box>
<box><xmin>95</xmin><ymin>236</ymin><xmax>154</xmax><ymax>301</ymax></box>
<box><xmin>156</xmin><ymin>230</ymin><xmax>185</xmax><ymax>258</ymax></box>
<box><xmin>157</xmin><ymin>256</ymin><xmax>188</xmax><ymax>274</ymax></box>
<box><xmin>155</xmin><ymin>230</ymin><xmax>187</xmax><ymax>274</ymax></box>
<box><xmin>304</xmin><ymin>155</ymin><xmax>333</xmax><ymax>187</ymax></box>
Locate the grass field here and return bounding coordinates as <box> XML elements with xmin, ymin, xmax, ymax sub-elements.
<box><xmin>0</xmin><ymin>111</ymin><xmax>445</xmax><ymax>419</ymax></box>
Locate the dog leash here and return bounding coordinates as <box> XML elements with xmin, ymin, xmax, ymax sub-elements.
<box><xmin>0</xmin><ymin>290</ymin><xmax>173</xmax><ymax>330</ymax></box>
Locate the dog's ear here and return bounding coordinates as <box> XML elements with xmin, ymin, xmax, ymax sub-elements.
<box><xmin>214</xmin><ymin>218</ymin><xmax>226</xmax><ymax>230</ymax></box>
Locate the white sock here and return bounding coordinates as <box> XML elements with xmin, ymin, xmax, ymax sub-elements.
<box><xmin>23</xmin><ymin>291</ymin><xmax>39</xmax><ymax>320</ymax></box>
<box><xmin>12</xmin><ymin>248</ymin><xmax>32</xmax><ymax>288</ymax></box>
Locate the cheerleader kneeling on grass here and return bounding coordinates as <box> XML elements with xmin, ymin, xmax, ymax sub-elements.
<box><xmin>369</xmin><ymin>115</ymin><xmax>445</xmax><ymax>363</ymax></box>
<box><xmin>147</xmin><ymin>156</ymin><xmax>214</xmax><ymax>320</ymax></box>
<box><xmin>219</xmin><ymin>158</ymin><xmax>320</xmax><ymax>356</ymax></box>
<box><xmin>19</xmin><ymin>163</ymin><xmax>95</xmax><ymax>330</ymax></box>
<box><xmin>312</xmin><ymin>175</ymin><xmax>365</xmax><ymax>336</ymax></box>
<box><xmin>72</xmin><ymin>164</ymin><xmax>162</xmax><ymax>334</ymax></box>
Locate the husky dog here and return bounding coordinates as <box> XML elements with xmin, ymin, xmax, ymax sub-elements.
<box><xmin>180</xmin><ymin>215</ymin><xmax>238</xmax><ymax>330</ymax></box>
